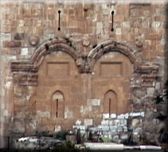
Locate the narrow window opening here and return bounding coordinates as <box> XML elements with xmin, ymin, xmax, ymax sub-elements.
<box><xmin>111</xmin><ymin>11</ymin><xmax>114</xmax><ymax>31</ymax></box>
<box><xmin>51</xmin><ymin>91</ymin><xmax>64</xmax><ymax>119</ymax></box>
<box><xmin>58</xmin><ymin>10</ymin><xmax>61</xmax><ymax>31</ymax></box>
<box><xmin>56</xmin><ymin>99</ymin><xmax>58</xmax><ymax>118</ymax></box>
<box><xmin>109</xmin><ymin>98</ymin><xmax>111</xmax><ymax>118</ymax></box>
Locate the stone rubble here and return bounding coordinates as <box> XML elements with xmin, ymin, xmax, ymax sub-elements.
<box><xmin>73</xmin><ymin>112</ymin><xmax>146</xmax><ymax>144</ymax></box>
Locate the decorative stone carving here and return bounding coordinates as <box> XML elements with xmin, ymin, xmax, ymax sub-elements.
<box><xmin>12</xmin><ymin>39</ymin><xmax>140</xmax><ymax>74</ymax></box>
<box><xmin>11</xmin><ymin>62</ymin><xmax>37</xmax><ymax>72</ymax></box>
<box><xmin>11</xmin><ymin>39</ymin><xmax>144</xmax><ymax>87</ymax></box>
<box><xmin>135</xmin><ymin>39</ymin><xmax>143</xmax><ymax>47</ymax></box>
<box><xmin>135</xmin><ymin>65</ymin><xmax>159</xmax><ymax>74</ymax></box>
<box><xmin>82</xmin><ymin>37</ymin><xmax>91</xmax><ymax>47</ymax></box>
<box><xmin>13</xmin><ymin>74</ymin><xmax>38</xmax><ymax>86</ymax></box>
<box><xmin>29</xmin><ymin>36</ymin><xmax>39</xmax><ymax>46</ymax></box>
<box><xmin>141</xmin><ymin>75</ymin><xmax>158</xmax><ymax>87</ymax></box>
<box><xmin>76</xmin><ymin>57</ymin><xmax>91</xmax><ymax>73</ymax></box>
<box><xmin>88</xmin><ymin>40</ymin><xmax>137</xmax><ymax>65</ymax></box>
<box><xmin>76</xmin><ymin>57</ymin><xmax>84</xmax><ymax>67</ymax></box>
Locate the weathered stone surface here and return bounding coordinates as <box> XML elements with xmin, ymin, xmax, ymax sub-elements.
<box><xmin>147</xmin><ymin>87</ymin><xmax>155</xmax><ymax>96</ymax></box>
<box><xmin>54</xmin><ymin>125</ymin><xmax>61</xmax><ymax>132</ymax></box>
<box><xmin>82</xmin><ymin>37</ymin><xmax>91</xmax><ymax>47</ymax></box>
<box><xmin>14</xmin><ymin>33</ymin><xmax>24</xmax><ymax>40</ymax></box>
<box><xmin>84</xmin><ymin>119</ymin><xmax>93</xmax><ymax>126</ymax></box>
<box><xmin>0</xmin><ymin>1</ymin><xmax>166</xmax><ymax>147</ymax></box>
<box><xmin>29</xmin><ymin>36</ymin><xmax>39</xmax><ymax>46</ymax></box>
<box><xmin>148</xmin><ymin>33</ymin><xmax>162</xmax><ymax>40</ymax></box>
<box><xmin>13</xmin><ymin>137</ymin><xmax>64</xmax><ymax>150</ymax></box>
<box><xmin>21</xmin><ymin>48</ymin><xmax>28</xmax><ymax>55</ymax></box>
<box><xmin>3</xmin><ymin>41</ymin><xmax>21</xmax><ymax>47</ymax></box>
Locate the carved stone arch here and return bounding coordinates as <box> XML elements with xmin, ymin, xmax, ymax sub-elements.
<box><xmin>11</xmin><ymin>38</ymin><xmax>82</xmax><ymax>85</ymax></box>
<box><xmin>32</xmin><ymin>39</ymin><xmax>82</xmax><ymax>69</ymax></box>
<box><xmin>88</xmin><ymin>40</ymin><xmax>138</xmax><ymax>71</ymax></box>
<box><xmin>11</xmin><ymin>38</ymin><xmax>82</xmax><ymax>73</ymax></box>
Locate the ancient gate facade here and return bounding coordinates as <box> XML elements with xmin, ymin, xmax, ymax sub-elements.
<box><xmin>0</xmin><ymin>0</ymin><xmax>165</xmax><ymax>145</ymax></box>
<box><xmin>10</xmin><ymin>39</ymin><xmax>159</xmax><ymax>132</ymax></box>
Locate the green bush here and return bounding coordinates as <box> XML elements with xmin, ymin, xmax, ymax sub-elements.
<box><xmin>65</xmin><ymin>140</ymin><xmax>74</xmax><ymax>148</ymax></box>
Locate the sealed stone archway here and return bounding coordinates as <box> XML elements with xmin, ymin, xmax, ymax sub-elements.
<box><xmin>51</xmin><ymin>91</ymin><xmax>64</xmax><ymax>118</ymax></box>
<box><xmin>104</xmin><ymin>90</ymin><xmax>118</xmax><ymax>115</ymax></box>
<box><xmin>10</xmin><ymin>38</ymin><xmax>159</xmax><ymax>132</ymax></box>
<box><xmin>0</xmin><ymin>1</ymin><xmax>165</xmax><ymax>148</ymax></box>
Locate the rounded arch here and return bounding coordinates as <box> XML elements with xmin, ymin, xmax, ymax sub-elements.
<box><xmin>104</xmin><ymin>90</ymin><xmax>117</xmax><ymax>97</ymax></box>
<box><xmin>31</xmin><ymin>38</ymin><xmax>82</xmax><ymax>69</ymax></box>
<box><xmin>88</xmin><ymin>40</ymin><xmax>138</xmax><ymax>70</ymax></box>
<box><xmin>51</xmin><ymin>90</ymin><xmax>65</xmax><ymax>118</ymax></box>
<box><xmin>104</xmin><ymin>90</ymin><xmax>118</xmax><ymax>115</ymax></box>
<box><xmin>52</xmin><ymin>90</ymin><xmax>64</xmax><ymax>101</ymax></box>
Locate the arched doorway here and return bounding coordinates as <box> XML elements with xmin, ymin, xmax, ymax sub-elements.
<box><xmin>104</xmin><ymin>90</ymin><xmax>118</xmax><ymax>117</ymax></box>
<box><xmin>51</xmin><ymin>91</ymin><xmax>64</xmax><ymax>118</ymax></box>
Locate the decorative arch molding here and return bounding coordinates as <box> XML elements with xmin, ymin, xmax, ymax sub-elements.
<box><xmin>11</xmin><ymin>38</ymin><xmax>82</xmax><ymax>73</ymax></box>
<box><xmin>88</xmin><ymin>40</ymin><xmax>138</xmax><ymax>71</ymax></box>
<box><xmin>11</xmin><ymin>38</ymin><xmax>159</xmax><ymax>86</ymax></box>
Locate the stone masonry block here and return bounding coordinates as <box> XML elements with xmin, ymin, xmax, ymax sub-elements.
<box><xmin>21</xmin><ymin>48</ymin><xmax>28</xmax><ymax>56</ymax></box>
<box><xmin>147</xmin><ymin>87</ymin><xmax>155</xmax><ymax>96</ymax></box>
<box><xmin>115</xmin><ymin>28</ymin><xmax>121</xmax><ymax>35</ymax></box>
<box><xmin>114</xmin><ymin>15</ymin><xmax>124</xmax><ymax>22</ymax></box>
<box><xmin>148</xmin><ymin>33</ymin><xmax>162</xmax><ymax>40</ymax></box>
<box><xmin>3</xmin><ymin>41</ymin><xmax>21</xmax><ymax>47</ymax></box>
<box><xmin>84</xmin><ymin>119</ymin><xmax>93</xmax><ymax>126</ymax></box>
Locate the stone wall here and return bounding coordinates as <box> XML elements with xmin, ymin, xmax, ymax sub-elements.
<box><xmin>0</xmin><ymin>0</ymin><xmax>166</xmax><ymax>147</ymax></box>
<box><xmin>73</xmin><ymin>112</ymin><xmax>144</xmax><ymax>143</ymax></box>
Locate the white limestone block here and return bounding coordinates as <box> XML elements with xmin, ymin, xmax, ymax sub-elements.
<box><xmin>117</xmin><ymin>114</ymin><xmax>125</xmax><ymax>119</ymax></box>
<box><xmin>36</xmin><ymin>111</ymin><xmax>50</xmax><ymax>118</ymax></box>
<box><xmin>54</xmin><ymin>125</ymin><xmax>61</xmax><ymax>132</ymax></box>
<box><xmin>111</xmin><ymin>113</ymin><xmax>116</xmax><ymax>118</ymax></box>
<box><xmin>124</xmin><ymin>113</ymin><xmax>129</xmax><ymax>119</ymax></box>
<box><xmin>84</xmin><ymin>119</ymin><xmax>93</xmax><ymax>126</ymax></box>
<box><xmin>103</xmin><ymin>113</ymin><xmax>110</xmax><ymax>119</ymax></box>
<box><xmin>96</xmin><ymin>22</ymin><xmax>103</xmax><ymax>34</ymax></box>
<box><xmin>75</xmin><ymin>120</ymin><xmax>81</xmax><ymax>125</ymax></box>
<box><xmin>122</xmin><ymin>22</ymin><xmax>130</xmax><ymax>28</ymax></box>
<box><xmin>5</xmin><ymin>81</ymin><xmax>12</xmax><ymax>89</ymax></box>
<box><xmin>21</xmin><ymin>48</ymin><xmax>28</xmax><ymax>56</ymax></box>
<box><xmin>91</xmin><ymin>99</ymin><xmax>101</xmax><ymax>106</ymax></box>
<box><xmin>115</xmin><ymin>28</ymin><xmax>121</xmax><ymax>35</ymax></box>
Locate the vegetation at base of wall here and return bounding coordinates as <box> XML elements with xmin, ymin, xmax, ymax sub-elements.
<box><xmin>155</xmin><ymin>95</ymin><xmax>164</xmax><ymax>104</ymax></box>
<box><xmin>55</xmin><ymin>131</ymin><xmax>69</xmax><ymax>140</ymax></box>
<box><xmin>153</xmin><ymin>79</ymin><xmax>168</xmax><ymax>145</ymax></box>
<box><xmin>101</xmin><ymin>137</ymin><xmax>116</xmax><ymax>143</ymax></box>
